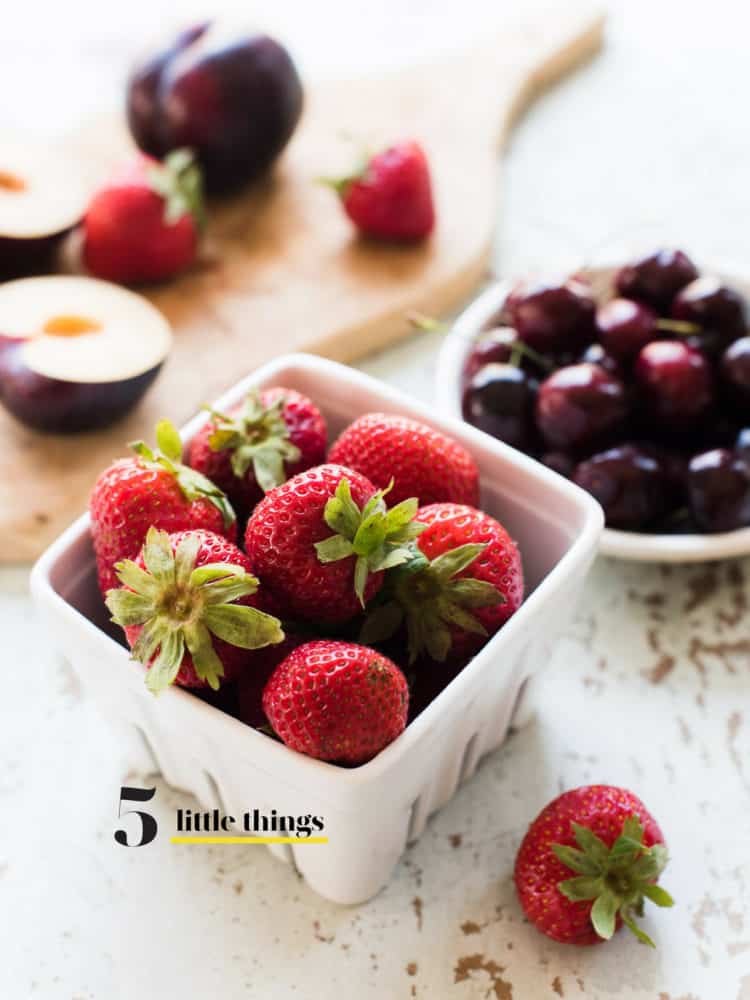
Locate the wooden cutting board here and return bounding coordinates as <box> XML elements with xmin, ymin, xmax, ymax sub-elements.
<box><xmin>1</xmin><ymin>3</ymin><xmax>603</xmax><ymax>562</ymax></box>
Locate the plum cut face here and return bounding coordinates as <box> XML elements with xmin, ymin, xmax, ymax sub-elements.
<box><xmin>0</xmin><ymin>139</ymin><xmax>91</xmax><ymax>239</ymax></box>
<box><xmin>127</xmin><ymin>23</ymin><xmax>304</xmax><ymax>194</ymax></box>
<box><xmin>0</xmin><ymin>276</ymin><xmax>171</xmax><ymax>433</ymax></box>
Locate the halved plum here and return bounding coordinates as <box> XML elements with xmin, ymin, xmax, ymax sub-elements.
<box><xmin>0</xmin><ymin>276</ymin><xmax>171</xmax><ymax>433</ymax></box>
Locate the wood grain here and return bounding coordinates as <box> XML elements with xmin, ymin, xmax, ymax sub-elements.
<box><xmin>1</xmin><ymin>3</ymin><xmax>603</xmax><ymax>561</ymax></box>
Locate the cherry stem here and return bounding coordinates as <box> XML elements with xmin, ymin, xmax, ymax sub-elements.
<box><xmin>407</xmin><ymin>312</ymin><xmax>447</xmax><ymax>333</ymax></box>
<box><xmin>655</xmin><ymin>318</ymin><xmax>701</xmax><ymax>336</ymax></box>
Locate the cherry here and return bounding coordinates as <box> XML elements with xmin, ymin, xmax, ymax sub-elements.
<box><xmin>463</xmin><ymin>327</ymin><xmax>518</xmax><ymax>380</ymax></box>
<box><xmin>573</xmin><ymin>444</ymin><xmax>673</xmax><ymax>530</ymax></box>
<box><xmin>736</xmin><ymin>427</ymin><xmax>750</xmax><ymax>464</ymax></box>
<box><xmin>634</xmin><ymin>340</ymin><xmax>713</xmax><ymax>426</ymax></box>
<box><xmin>462</xmin><ymin>363</ymin><xmax>535</xmax><ymax>451</ymax></box>
<box><xmin>614</xmin><ymin>249</ymin><xmax>698</xmax><ymax>311</ymax></box>
<box><xmin>594</xmin><ymin>298</ymin><xmax>697</xmax><ymax>363</ymax></box>
<box><xmin>535</xmin><ymin>363</ymin><xmax>628</xmax><ymax>452</ymax></box>
<box><xmin>506</xmin><ymin>278</ymin><xmax>596</xmax><ymax>354</ymax></box>
<box><xmin>672</xmin><ymin>277</ymin><xmax>746</xmax><ymax>340</ymax></box>
<box><xmin>719</xmin><ymin>336</ymin><xmax>750</xmax><ymax>412</ymax></box>
<box><xmin>687</xmin><ymin>448</ymin><xmax>750</xmax><ymax>532</ymax></box>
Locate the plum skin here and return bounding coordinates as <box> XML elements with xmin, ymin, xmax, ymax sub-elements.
<box><xmin>0</xmin><ymin>337</ymin><xmax>162</xmax><ymax>433</ymax></box>
<box><xmin>127</xmin><ymin>27</ymin><xmax>304</xmax><ymax>194</ymax></box>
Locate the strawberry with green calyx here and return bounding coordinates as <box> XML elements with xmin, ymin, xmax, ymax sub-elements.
<box><xmin>245</xmin><ymin>464</ymin><xmax>423</xmax><ymax>625</ymax></box>
<box><xmin>187</xmin><ymin>387</ymin><xmax>327</xmax><ymax>518</ymax></box>
<box><xmin>314</xmin><ymin>477</ymin><xmax>425</xmax><ymax>606</ymax></box>
<box><xmin>106</xmin><ymin>527</ymin><xmax>283</xmax><ymax>693</ymax></box>
<box><xmin>514</xmin><ymin>785</ymin><xmax>673</xmax><ymax>947</ymax></box>
<box><xmin>90</xmin><ymin>417</ymin><xmax>236</xmax><ymax>595</ymax></box>
<box><xmin>83</xmin><ymin>148</ymin><xmax>204</xmax><ymax>283</ymax></box>
<box><xmin>361</xmin><ymin>503</ymin><xmax>522</xmax><ymax>663</ymax></box>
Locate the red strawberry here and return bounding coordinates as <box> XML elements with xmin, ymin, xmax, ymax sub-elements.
<box><xmin>106</xmin><ymin>527</ymin><xmax>283</xmax><ymax>693</ymax></box>
<box><xmin>262</xmin><ymin>640</ymin><xmax>409</xmax><ymax>764</ymax></box>
<box><xmin>514</xmin><ymin>785</ymin><xmax>673</xmax><ymax>947</ymax></box>
<box><xmin>328</xmin><ymin>413</ymin><xmax>479</xmax><ymax>508</ymax></box>
<box><xmin>90</xmin><ymin>418</ymin><xmax>236</xmax><ymax>594</ymax></box>
<box><xmin>83</xmin><ymin>149</ymin><xmax>203</xmax><ymax>283</ymax></box>
<box><xmin>237</xmin><ymin>632</ymin><xmax>306</xmax><ymax>729</ymax></box>
<box><xmin>187</xmin><ymin>388</ymin><xmax>327</xmax><ymax>519</ymax></box>
<box><xmin>362</xmin><ymin>502</ymin><xmax>523</xmax><ymax>662</ymax></box>
<box><xmin>244</xmin><ymin>463</ymin><xmax>423</xmax><ymax>624</ymax></box>
<box><xmin>326</xmin><ymin>141</ymin><xmax>435</xmax><ymax>242</ymax></box>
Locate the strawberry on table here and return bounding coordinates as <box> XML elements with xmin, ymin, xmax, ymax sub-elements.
<box><xmin>262</xmin><ymin>640</ymin><xmax>409</xmax><ymax>764</ymax></box>
<box><xmin>90</xmin><ymin>418</ymin><xmax>236</xmax><ymax>594</ymax></box>
<box><xmin>328</xmin><ymin>413</ymin><xmax>480</xmax><ymax>507</ymax></box>
<box><xmin>187</xmin><ymin>388</ymin><xmax>327</xmax><ymax>520</ymax></box>
<box><xmin>106</xmin><ymin>527</ymin><xmax>283</xmax><ymax>693</ymax></box>
<box><xmin>514</xmin><ymin>785</ymin><xmax>674</xmax><ymax>947</ymax></box>
<box><xmin>244</xmin><ymin>463</ymin><xmax>424</xmax><ymax>625</ymax></box>
<box><xmin>362</xmin><ymin>502</ymin><xmax>523</xmax><ymax>662</ymax></box>
<box><xmin>83</xmin><ymin>148</ymin><xmax>203</xmax><ymax>283</ymax></box>
<box><xmin>324</xmin><ymin>140</ymin><xmax>435</xmax><ymax>242</ymax></box>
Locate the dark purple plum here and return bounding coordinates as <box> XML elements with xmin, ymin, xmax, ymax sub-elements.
<box><xmin>672</xmin><ymin>277</ymin><xmax>746</xmax><ymax>341</ymax></box>
<box><xmin>506</xmin><ymin>278</ymin><xmax>596</xmax><ymax>354</ymax></box>
<box><xmin>687</xmin><ymin>448</ymin><xmax>750</xmax><ymax>532</ymax></box>
<box><xmin>634</xmin><ymin>340</ymin><xmax>713</xmax><ymax>427</ymax></box>
<box><xmin>720</xmin><ymin>336</ymin><xmax>750</xmax><ymax>413</ymax></box>
<box><xmin>614</xmin><ymin>249</ymin><xmax>698</xmax><ymax>311</ymax></box>
<box><xmin>462</xmin><ymin>363</ymin><xmax>535</xmax><ymax>451</ymax></box>
<box><xmin>127</xmin><ymin>24</ymin><xmax>304</xmax><ymax>194</ymax></box>
<box><xmin>535</xmin><ymin>362</ymin><xmax>628</xmax><ymax>452</ymax></box>
<box><xmin>573</xmin><ymin>444</ymin><xmax>674</xmax><ymax>530</ymax></box>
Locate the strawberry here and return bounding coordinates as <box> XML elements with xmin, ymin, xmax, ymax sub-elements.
<box><xmin>328</xmin><ymin>413</ymin><xmax>479</xmax><ymax>508</ymax></box>
<box><xmin>106</xmin><ymin>527</ymin><xmax>283</xmax><ymax>693</ymax></box>
<box><xmin>244</xmin><ymin>463</ymin><xmax>423</xmax><ymax>624</ymax></box>
<box><xmin>514</xmin><ymin>786</ymin><xmax>673</xmax><ymax>947</ymax></box>
<box><xmin>187</xmin><ymin>388</ymin><xmax>327</xmax><ymax>519</ymax></box>
<box><xmin>325</xmin><ymin>141</ymin><xmax>435</xmax><ymax>242</ymax></box>
<box><xmin>83</xmin><ymin>148</ymin><xmax>203</xmax><ymax>283</ymax></box>
<box><xmin>262</xmin><ymin>639</ymin><xmax>409</xmax><ymax>764</ymax></box>
<box><xmin>361</xmin><ymin>503</ymin><xmax>522</xmax><ymax>662</ymax></box>
<box><xmin>90</xmin><ymin>418</ymin><xmax>235</xmax><ymax>594</ymax></box>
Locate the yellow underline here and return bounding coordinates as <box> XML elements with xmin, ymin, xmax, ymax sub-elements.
<box><xmin>170</xmin><ymin>835</ymin><xmax>329</xmax><ymax>845</ymax></box>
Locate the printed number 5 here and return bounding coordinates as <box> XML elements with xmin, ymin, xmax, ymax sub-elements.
<box><xmin>115</xmin><ymin>786</ymin><xmax>158</xmax><ymax>846</ymax></box>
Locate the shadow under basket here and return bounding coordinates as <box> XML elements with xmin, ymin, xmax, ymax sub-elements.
<box><xmin>31</xmin><ymin>353</ymin><xmax>603</xmax><ymax>904</ymax></box>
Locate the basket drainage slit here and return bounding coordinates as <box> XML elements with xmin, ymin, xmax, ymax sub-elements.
<box><xmin>132</xmin><ymin>724</ymin><xmax>159</xmax><ymax>775</ymax></box>
<box><xmin>202</xmin><ymin>769</ymin><xmax>229</xmax><ymax>815</ymax></box>
<box><xmin>458</xmin><ymin>733</ymin><xmax>480</xmax><ymax>785</ymax></box>
<box><xmin>406</xmin><ymin>793</ymin><xmax>426</xmax><ymax>844</ymax></box>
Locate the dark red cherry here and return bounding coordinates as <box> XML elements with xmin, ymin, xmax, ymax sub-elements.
<box><xmin>596</xmin><ymin>298</ymin><xmax>657</xmax><ymax>361</ymax></box>
<box><xmin>634</xmin><ymin>340</ymin><xmax>713</xmax><ymax>426</ymax></box>
<box><xmin>535</xmin><ymin>363</ymin><xmax>628</xmax><ymax>452</ymax></box>
<box><xmin>506</xmin><ymin>278</ymin><xmax>596</xmax><ymax>354</ymax></box>
<box><xmin>462</xmin><ymin>363</ymin><xmax>535</xmax><ymax>451</ymax></box>
<box><xmin>541</xmin><ymin>451</ymin><xmax>575</xmax><ymax>478</ymax></box>
<box><xmin>672</xmin><ymin>277</ymin><xmax>746</xmax><ymax>340</ymax></box>
<box><xmin>614</xmin><ymin>249</ymin><xmax>698</xmax><ymax>311</ymax></box>
<box><xmin>573</xmin><ymin>444</ymin><xmax>673</xmax><ymax>530</ymax></box>
<box><xmin>736</xmin><ymin>427</ymin><xmax>750</xmax><ymax>464</ymax></box>
<box><xmin>720</xmin><ymin>336</ymin><xmax>750</xmax><ymax>413</ymax></box>
<box><xmin>463</xmin><ymin>327</ymin><xmax>518</xmax><ymax>380</ymax></box>
<box><xmin>687</xmin><ymin>448</ymin><xmax>750</xmax><ymax>532</ymax></box>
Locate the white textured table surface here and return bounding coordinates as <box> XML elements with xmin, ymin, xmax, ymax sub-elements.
<box><xmin>3</xmin><ymin>2</ymin><xmax>750</xmax><ymax>998</ymax></box>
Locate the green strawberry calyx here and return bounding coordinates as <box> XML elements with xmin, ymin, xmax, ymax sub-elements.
<box><xmin>204</xmin><ymin>392</ymin><xmax>301</xmax><ymax>493</ymax></box>
<box><xmin>314</xmin><ymin>477</ymin><xmax>425</xmax><ymax>607</ymax></box>
<box><xmin>147</xmin><ymin>148</ymin><xmax>206</xmax><ymax>233</ymax></box>
<box><xmin>360</xmin><ymin>542</ymin><xmax>504</xmax><ymax>663</ymax></box>
<box><xmin>106</xmin><ymin>527</ymin><xmax>284</xmax><ymax>694</ymax></box>
<box><xmin>129</xmin><ymin>419</ymin><xmax>236</xmax><ymax>530</ymax></box>
<box><xmin>553</xmin><ymin>815</ymin><xmax>674</xmax><ymax>948</ymax></box>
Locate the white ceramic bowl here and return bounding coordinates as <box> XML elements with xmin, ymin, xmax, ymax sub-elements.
<box><xmin>31</xmin><ymin>354</ymin><xmax>602</xmax><ymax>904</ymax></box>
<box><xmin>436</xmin><ymin>273</ymin><xmax>750</xmax><ymax>563</ymax></box>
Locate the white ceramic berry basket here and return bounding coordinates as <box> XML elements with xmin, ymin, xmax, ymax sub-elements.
<box><xmin>31</xmin><ymin>353</ymin><xmax>602</xmax><ymax>904</ymax></box>
<box><xmin>436</xmin><ymin>270</ymin><xmax>750</xmax><ymax>563</ymax></box>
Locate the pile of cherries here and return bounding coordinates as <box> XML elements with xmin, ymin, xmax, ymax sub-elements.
<box><xmin>461</xmin><ymin>249</ymin><xmax>750</xmax><ymax>533</ymax></box>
